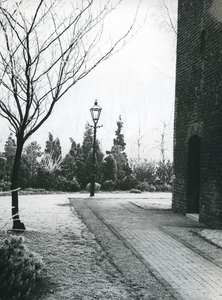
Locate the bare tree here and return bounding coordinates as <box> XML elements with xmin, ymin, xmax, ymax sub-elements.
<box><xmin>136</xmin><ymin>118</ymin><xmax>150</xmax><ymax>162</ymax></box>
<box><xmin>160</xmin><ymin>0</ymin><xmax>177</xmax><ymax>35</ymax></box>
<box><xmin>0</xmin><ymin>0</ymin><xmax>140</xmax><ymax>229</ymax></box>
<box><xmin>154</xmin><ymin>0</ymin><xmax>177</xmax><ymax>36</ymax></box>
<box><xmin>154</xmin><ymin>121</ymin><xmax>169</xmax><ymax>164</ymax></box>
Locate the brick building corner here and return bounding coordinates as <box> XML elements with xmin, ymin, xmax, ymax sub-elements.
<box><xmin>172</xmin><ymin>0</ymin><xmax>222</xmax><ymax>228</ymax></box>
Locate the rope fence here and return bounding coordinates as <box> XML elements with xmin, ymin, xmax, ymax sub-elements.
<box><xmin>0</xmin><ymin>187</ymin><xmax>21</xmax><ymax>194</ymax></box>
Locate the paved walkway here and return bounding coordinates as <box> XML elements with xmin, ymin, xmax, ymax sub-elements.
<box><xmin>70</xmin><ymin>194</ymin><xmax>222</xmax><ymax>300</ymax></box>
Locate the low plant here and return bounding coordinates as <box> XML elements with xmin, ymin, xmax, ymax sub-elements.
<box><xmin>0</xmin><ymin>235</ymin><xmax>44</xmax><ymax>300</ymax></box>
<box><xmin>0</xmin><ymin>181</ymin><xmax>11</xmax><ymax>191</ymax></box>
<box><xmin>102</xmin><ymin>180</ymin><xmax>115</xmax><ymax>192</ymax></box>
<box><xmin>129</xmin><ymin>189</ymin><xmax>141</xmax><ymax>194</ymax></box>
<box><xmin>136</xmin><ymin>181</ymin><xmax>150</xmax><ymax>192</ymax></box>
<box><xmin>149</xmin><ymin>184</ymin><xmax>156</xmax><ymax>192</ymax></box>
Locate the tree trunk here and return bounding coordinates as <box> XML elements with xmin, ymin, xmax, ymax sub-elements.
<box><xmin>11</xmin><ymin>135</ymin><xmax>25</xmax><ymax>230</ymax></box>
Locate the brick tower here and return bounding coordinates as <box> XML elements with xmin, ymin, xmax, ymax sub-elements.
<box><xmin>172</xmin><ymin>0</ymin><xmax>222</xmax><ymax>228</ymax></box>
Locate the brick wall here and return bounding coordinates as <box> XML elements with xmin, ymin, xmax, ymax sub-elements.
<box><xmin>173</xmin><ymin>0</ymin><xmax>222</xmax><ymax>228</ymax></box>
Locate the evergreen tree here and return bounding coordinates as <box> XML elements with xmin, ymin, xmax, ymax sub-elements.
<box><xmin>110</xmin><ymin>116</ymin><xmax>132</xmax><ymax>189</ymax></box>
<box><xmin>81</xmin><ymin>123</ymin><xmax>93</xmax><ymax>162</ymax></box>
<box><xmin>4</xmin><ymin>134</ymin><xmax>16</xmax><ymax>182</ymax></box>
<box><xmin>45</xmin><ymin>132</ymin><xmax>62</xmax><ymax>162</ymax></box>
<box><xmin>18</xmin><ymin>142</ymin><xmax>42</xmax><ymax>188</ymax></box>
<box><xmin>37</xmin><ymin>133</ymin><xmax>62</xmax><ymax>190</ymax></box>
<box><xmin>0</xmin><ymin>152</ymin><xmax>6</xmax><ymax>181</ymax></box>
<box><xmin>103</xmin><ymin>154</ymin><xmax>118</xmax><ymax>182</ymax></box>
<box><xmin>52</xmin><ymin>138</ymin><xmax>80</xmax><ymax>192</ymax></box>
<box><xmin>61</xmin><ymin>138</ymin><xmax>82</xmax><ymax>184</ymax></box>
<box><xmin>81</xmin><ymin>123</ymin><xmax>104</xmax><ymax>188</ymax></box>
<box><xmin>113</xmin><ymin>115</ymin><xmax>126</xmax><ymax>151</ymax></box>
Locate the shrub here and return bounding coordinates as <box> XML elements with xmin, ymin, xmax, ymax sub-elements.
<box><xmin>156</xmin><ymin>160</ymin><xmax>173</xmax><ymax>185</ymax></box>
<box><xmin>102</xmin><ymin>180</ymin><xmax>115</xmax><ymax>192</ymax></box>
<box><xmin>136</xmin><ymin>181</ymin><xmax>150</xmax><ymax>192</ymax></box>
<box><xmin>56</xmin><ymin>176</ymin><xmax>80</xmax><ymax>192</ymax></box>
<box><xmin>103</xmin><ymin>155</ymin><xmax>117</xmax><ymax>182</ymax></box>
<box><xmin>149</xmin><ymin>184</ymin><xmax>156</xmax><ymax>192</ymax></box>
<box><xmin>1</xmin><ymin>181</ymin><xmax>11</xmax><ymax>191</ymax></box>
<box><xmin>0</xmin><ymin>235</ymin><xmax>44</xmax><ymax>300</ymax></box>
<box><xmin>155</xmin><ymin>183</ymin><xmax>172</xmax><ymax>192</ymax></box>
<box><xmin>162</xmin><ymin>183</ymin><xmax>172</xmax><ymax>192</ymax></box>
<box><xmin>85</xmin><ymin>182</ymin><xmax>101</xmax><ymax>192</ymax></box>
<box><xmin>132</xmin><ymin>160</ymin><xmax>156</xmax><ymax>185</ymax></box>
<box><xmin>130</xmin><ymin>189</ymin><xmax>141</xmax><ymax>194</ymax></box>
<box><xmin>117</xmin><ymin>175</ymin><xmax>137</xmax><ymax>191</ymax></box>
<box><xmin>154</xmin><ymin>184</ymin><xmax>162</xmax><ymax>192</ymax></box>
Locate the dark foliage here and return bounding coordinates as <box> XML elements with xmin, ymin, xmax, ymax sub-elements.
<box><xmin>0</xmin><ymin>236</ymin><xmax>44</xmax><ymax>300</ymax></box>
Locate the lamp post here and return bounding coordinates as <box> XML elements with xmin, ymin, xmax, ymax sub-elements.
<box><xmin>90</xmin><ymin>100</ymin><xmax>102</xmax><ymax>197</ymax></box>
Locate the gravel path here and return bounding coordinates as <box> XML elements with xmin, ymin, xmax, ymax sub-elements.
<box><xmin>70</xmin><ymin>196</ymin><xmax>222</xmax><ymax>300</ymax></box>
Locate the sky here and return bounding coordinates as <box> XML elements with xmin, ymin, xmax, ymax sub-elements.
<box><xmin>0</xmin><ymin>0</ymin><xmax>177</xmax><ymax>162</ymax></box>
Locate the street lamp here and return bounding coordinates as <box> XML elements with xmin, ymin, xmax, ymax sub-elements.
<box><xmin>90</xmin><ymin>100</ymin><xmax>102</xmax><ymax>196</ymax></box>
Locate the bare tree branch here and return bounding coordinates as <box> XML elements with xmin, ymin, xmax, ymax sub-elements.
<box><xmin>162</xmin><ymin>0</ymin><xmax>177</xmax><ymax>35</ymax></box>
<box><xmin>154</xmin><ymin>0</ymin><xmax>177</xmax><ymax>36</ymax></box>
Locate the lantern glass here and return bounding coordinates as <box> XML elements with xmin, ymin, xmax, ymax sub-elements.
<box><xmin>90</xmin><ymin>100</ymin><xmax>102</xmax><ymax>123</ymax></box>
